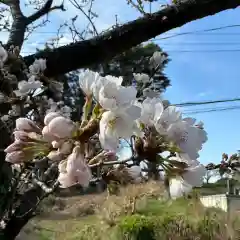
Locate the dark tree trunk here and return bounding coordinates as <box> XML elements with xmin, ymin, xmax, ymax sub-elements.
<box><xmin>147</xmin><ymin>162</ymin><xmax>160</xmax><ymax>180</ymax></box>
<box><xmin>5</xmin><ymin>18</ymin><xmax>27</xmax><ymax>50</ymax></box>
<box><xmin>1</xmin><ymin>186</ymin><xmax>44</xmax><ymax>240</ymax></box>
<box><xmin>0</xmin><ymin>120</ymin><xmax>12</xmax><ymax>166</ymax></box>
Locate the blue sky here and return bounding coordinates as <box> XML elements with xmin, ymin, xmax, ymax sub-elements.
<box><xmin>1</xmin><ymin>0</ymin><xmax>240</xmax><ymax>166</ymax></box>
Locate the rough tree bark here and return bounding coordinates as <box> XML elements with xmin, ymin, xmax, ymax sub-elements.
<box><xmin>3</xmin><ymin>0</ymin><xmax>27</xmax><ymax>49</ymax></box>
<box><xmin>1</xmin><ymin>187</ymin><xmax>44</xmax><ymax>240</ymax></box>
<box><xmin>23</xmin><ymin>0</ymin><xmax>240</xmax><ymax>77</ymax></box>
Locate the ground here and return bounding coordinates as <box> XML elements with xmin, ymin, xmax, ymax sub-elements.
<box><xmin>17</xmin><ymin>182</ymin><xmax>240</xmax><ymax>240</ymax></box>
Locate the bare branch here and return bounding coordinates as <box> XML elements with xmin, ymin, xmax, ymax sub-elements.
<box><xmin>69</xmin><ymin>0</ymin><xmax>98</xmax><ymax>37</ymax></box>
<box><xmin>32</xmin><ymin>176</ymin><xmax>59</xmax><ymax>194</ymax></box>
<box><xmin>126</xmin><ymin>0</ymin><xmax>147</xmax><ymax>15</ymax></box>
<box><xmin>89</xmin><ymin>157</ymin><xmax>133</xmax><ymax>168</ymax></box>
<box><xmin>4</xmin><ymin>0</ymin><xmax>65</xmax><ymax>49</ymax></box>
<box><xmin>26</xmin><ymin>0</ymin><xmax>65</xmax><ymax>24</ymax></box>
<box><xmin>0</xmin><ymin>0</ymin><xmax>24</xmax><ymax>17</ymax></box>
<box><xmin>1</xmin><ymin>183</ymin><xmax>58</xmax><ymax>239</ymax></box>
<box><xmin>23</xmin><ymin>0</ymin><xmax>240</xmax><ymax>77</ymax></box>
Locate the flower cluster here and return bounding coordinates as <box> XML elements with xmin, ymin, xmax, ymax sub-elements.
<box><xmin>0</xmin><ymin>45</ymin><xmax>65</xmax><ymax>122</ymax></box>
<box><xmin>3</xmin><ymin>47</ymin><xmax>208</xmax><ymax>199</ymax></box>
<box><xmin>5</xmin><ymin>118</ymin><xmax>48</xmax><ymax>163</ymax></box>
<box><xmin>77</xmin><ymin>68</ymin><xmax>208</xmax><ymax>198</ymax></box>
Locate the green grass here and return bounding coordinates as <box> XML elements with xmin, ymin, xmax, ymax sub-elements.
<box><xmin>19</xmin><ymin>182</ymin><xmax>240</xmax><ymax>240</ymax></box>
<box><xmin>23</xmin><ymin>198</ymin><xmax>240</xmax><ymax>240</ymax></box>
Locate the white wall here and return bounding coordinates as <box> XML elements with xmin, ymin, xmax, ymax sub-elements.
<box><xmin>200</xmin><ymin>194</ymin><xmax>228</xmax><ymax>212</ymax></box>
<box><xmin>200</xmin><ymin>194</ymin><xmax>240</xmax><ymax>213</ymax></box>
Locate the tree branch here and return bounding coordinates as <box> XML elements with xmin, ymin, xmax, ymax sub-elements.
<box><xmin>3</xmin><ymin>0</ymin><xmax>65</xmax><ymax>50</ymax></box>
<box><xmin>23</xmin><ymin>0</ymin><xmax>240</xmax><ymax>77</ymax></box>
<box><xmin>0</xmin><ymin>0</ymin><xmax>24</xmax><ymax>18</ymax></box>
<box><xmin>1</xmin><ymin>163</ymin><xmax>59</xmax><ymax>240</ymax></box>
<box><xmin>1</xmin><ymin>186</ymin><xmax>51</xmax><ymax>240</ymax></box>
<box><xmin>89</xmin><ymin>157</ymin><xmax>132</xmax><ymax>168</ymax></box>
<box><xmin>1</xmin><ymin>0</ymin><xmax>27</xmax><ymax>49</ymax></box>
<box><xmin>26</xmin><ymin>0</ymin><xmax>65</xmax><ymax>25</ymax></box>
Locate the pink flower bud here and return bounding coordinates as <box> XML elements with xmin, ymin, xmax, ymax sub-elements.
<box><xmin>6</xmin><ymin>151</ymin><xmax>25</xmax><ymax>163</ymax></box>
<box><xmin>16</xmin><ymin>118</ymin><xmax>40</xmax><ymax>133</ymax></box>
<box><xmin>13</xmin><ymin>131</ymin><xmax>30</xmax><ymax>141</ymax></box>
<box><xmin>44</xmin><ymin>112</ymin><xmax>61</xmax><ymax>126</ymax></box>
<box><xmin>4</xmin><ymin>140</ymin><xmax>29</xmax><ymax>153</ymax></box>
<box><xmin>48</xmin><ymin>116</ymin><xmax>76</xmax><ymax>139</ymax></box>
<box><xmin>42</xmin><ymin>126</ymin><xmax>59</xmax><ymax>142</ymax></box>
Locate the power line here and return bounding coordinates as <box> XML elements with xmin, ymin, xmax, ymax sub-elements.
<box><xmin>154</xmin><ymin>33</ymin><xmax>240</xmax><ymax>39</ymax></box>
<box><xmin>183</xmin><ymin>104</ymin><xmax>238</xmax><ymax>112</ymax></box>
<box><xmin>174</xmin><ymin>97</ymin><xmax>240</xmax><ymax>107</ymax></box>
<box><xmin>155</xmin><ymin>42</ymin><xmax>240</xmax><ymax>46</ymax></box>
<box><xmin>183</xmin><ymin>104</ymin><xmax>240</xmax><ymax>112</ymax></box>
<box><xmin>163</xmin><ymin>49</ymin><xmax>240</xmax><ymax>53</ymax></box>
<box><xmin>170</xmin><ymin>98</ymin><xmax>240</xmax><ymax>115</ymax></box>
<box><xmin>153</xmin><ymin>24</ymin><xmax>240</xmax><ymax>40</ymax></box>
<box><xmin>182</xmin><ymin>105</ymin><xmax>240</xmax><ymax>115</ymax></box>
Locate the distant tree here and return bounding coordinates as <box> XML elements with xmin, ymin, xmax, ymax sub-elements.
<box><xmin>90</xmin><ymin>42</ymin><xmax>170</xmax><ymax>94</ymax></box>
<box><xmin>203</xmin><ymin>169</ymin><xmax>219</xmax><ymax>184</ymax></box>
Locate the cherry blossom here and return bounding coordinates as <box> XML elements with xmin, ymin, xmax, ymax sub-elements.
<box><xmin>149</xmin><ymin>51</ymin><xmax>167</xmax><ymax>69</ymax></box>
<box><xmin>99</xmin><ymin>106</ymin><xmax>141</xmax><ymax>151</ymax></box>
<box><xmin>14</xmin><ymin>76</ymin><xmax>42</xmax><ymax>97</ymax></box>
<box><xmin>0</xmin><ymin>45</ymin><xmax>8</xmax><ymax>67</ymax></box>
<box><xmin>133</xmin><ymin>73</ymin><xmax>150</xmax><ymax>83</ymax></box>
<box><xmin>98</xmin><ymin>81</ymin><xmax>137</xmax><ymax>111</ymax></box>
<box><xmin>91</xmin><ymin>75</ymin><xmax>123</xmax><ymax>102</ymax></box>
<box><xmin>137</xmin><ymin>97</ymin><xmax>164</xmax><ymax>127</ymax></box>
<box><xmin>2</xmin><ymin>44</ymin><xmax>211</xmax><ymax>199</ymax></box>
<box><xmin>79</xmin><ymin>70</ymin><xmax>100</xmax><ymax>97</ymax></box>
<box><xmin>166</xmin><ymin>120</ymin><xmax>207</xmax><ymax>160</ymax></box>
<box><xmin>15</xmin><ymin>118</ymin><xmax>41</xmax><ymax>133</ymax></box>
<box><xmin>44</xmin><ymin>112</ymin><xmax>61</xmax><ymax>125</ymax></box>
<box><xmin>58</xmin><ymin>146</ymin><xmax>92</xmax><ymax>188</ymax></box>
<box><xmin>155</xmin><ymin>105</ymin><xmax>182</xmax><ymax>134</ymax></box>
<box><xmin>169</xmin><ymin>160</ymin><xmax>206</xmax><ymax>199</ymax></box>
<box><xmin>5</xmin><ymin>151</ymin><xmax>26</xmax><ymax>164</ymax></box>
<box><xmin>47</xmin><ymin>116</ymin><xmax>77</xmax><ymax>139</ymax></box>
<box><xmin>29</xmin><ymin>58</ymin><xmax>47</xmax><ymax>75</ymax></box>
<box><xmin>143</xmin><ymin>88</ymin><xmax>159</xmax><ymax>99</ymax></box>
